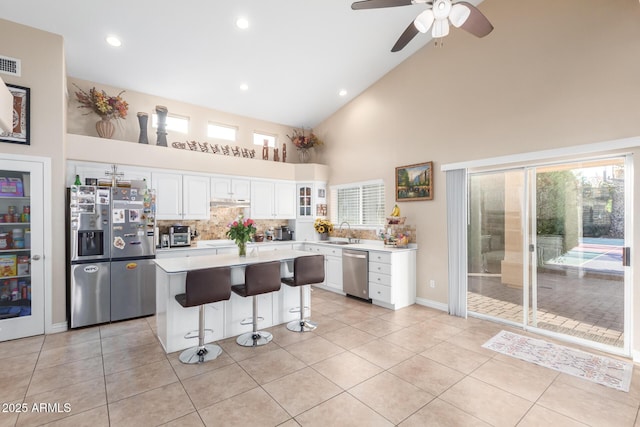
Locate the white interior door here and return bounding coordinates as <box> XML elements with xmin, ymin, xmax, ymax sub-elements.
<box><xmin>0</xmin><ymin>158</ymin><xmax>44</xmax><ymax>341</ymax></box>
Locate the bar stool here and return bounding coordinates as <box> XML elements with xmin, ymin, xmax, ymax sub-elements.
<box><xmin>231</xmin><ymin>261</ymin><xmax>282</xmax><ymax>347</ymax></box>
<box><xmin>174</xmin><ymin>266</ymin><xmax>231</xmax><ymax>364</ymax></box>
<box><xmin>282</xmin><ymin>254</ymin><xmax>325</xmax><ymax>332</ymax></box>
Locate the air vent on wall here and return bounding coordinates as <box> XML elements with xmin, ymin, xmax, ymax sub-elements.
<box><xmin>0</xmin><ymin>55</ymin><xmax>21</xmax><ymax>77</ymax></box>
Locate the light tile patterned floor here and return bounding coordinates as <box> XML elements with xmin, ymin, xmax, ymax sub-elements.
<box><xmin>0</xmin><ymin>287</ymin><xmax>639</xmax><ymax>426</ymax></box>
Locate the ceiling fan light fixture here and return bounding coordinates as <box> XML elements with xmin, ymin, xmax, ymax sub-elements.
<box><xmin>449</xmin><ymin>3</ymin><xmax>471</xmax><ymax>28</ymax></box>
<box><xmin>432</xmin><ymin>19</ymin><xmax>450</xmax><ymax>38</ymax></box>
<box><xmin>414</xmin><ymin>9</ymin><xmax>434</xmax><ymax>33</ymax></box>
<box><xmin>432</xmin><ymin>0</ymin><xmax>452</xmax><ymax>20</ymax></box>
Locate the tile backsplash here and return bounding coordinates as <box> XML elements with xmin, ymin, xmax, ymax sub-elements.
<box><xmin>156</xmin><ymin>206</ymin><xmax>288</xmax><ymax>242</ymax></box>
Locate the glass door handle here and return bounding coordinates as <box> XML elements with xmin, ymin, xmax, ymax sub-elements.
<box><xmin>32</xmin><ymin>255</ymin><xmax>42</xmax><ymax>261</ymax></box>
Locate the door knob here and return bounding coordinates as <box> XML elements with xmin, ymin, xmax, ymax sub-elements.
<box><xmin>32</xmin><ymin>255</ymin><xmax>42</xmax><ymax>261</ymax></box>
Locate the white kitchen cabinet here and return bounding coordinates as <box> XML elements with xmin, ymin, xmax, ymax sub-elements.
<box><xmin>368</xmin><ymin>250</ymin><xmax>416</xmax><ymax>310</ymax></box>
<box><xmin>297</xmin><ymin>183</ymin><xmax>314</xmax><ymax>220</ymax></box>
<box><xmin>152</xmin><ymin>172</ymin><xmax>210</xmax><ymax>220</ymax></box>
<box><xmin>211</xmin><ymin>177</ymin><xmax>251</xmax><ymax>201</ymax></box>
<box><xmin>68</xmin><ymin>161</ymin><xmax>152</xmax><ymax>186</ymax></box>
<box><xmin>275</xmin><ymin>182</ymin><xmax>296</xmax><ymax>218</ymax></box>
<box><xmin>250</xmin><ymin>180</ymin><xmax>296</xmax><ymax>219</ymax></box>
<box><xmin>183</xmin><ymin>175</ymin><xmax>210</xmax><ymax>219</ymax></box>
<box><xmin>325</xmin><ymin>255</ymin><xmax>343</xmax><ymax>292</ymax></box>
<box><xmin>295</xmin><ymin>182</ymin><xmax>326</xmax><ymax>219</ymax></box>
<box><xmin>304</xmin><ymin>244</ymin><xmax>343</xmax><ymax>294</ymax></box>
<box><xmin>152</xmin><ymin>172</ymin><xmax>182</xmax><ymax>219</ymax></box>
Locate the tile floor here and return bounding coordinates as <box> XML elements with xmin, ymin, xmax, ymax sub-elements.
<box><xmin>1</xmin><ymin>287</ymin><xmax>639</xmax><ymax>427</ymax></box>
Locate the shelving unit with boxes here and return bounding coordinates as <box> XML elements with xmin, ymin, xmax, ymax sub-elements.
<box><xmin>0</xmin><ymin>174</ymin><xmax>32</xmax><ymax>318</ymax></box>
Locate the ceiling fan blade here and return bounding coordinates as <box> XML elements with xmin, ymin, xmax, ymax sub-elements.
<box><xmin>352</xmin><ymin>0</ymin><xmax>414</xmax><ymax>10</ymax></box>
<box><xmin>451</xmin><ymin>1</ymin><xmax>493</xmax><ymax>37</ymax></box>
<box><xmin>391</xmin><ymin>20</ymin><xmax>420</xmax><ymax>52</ymax></box>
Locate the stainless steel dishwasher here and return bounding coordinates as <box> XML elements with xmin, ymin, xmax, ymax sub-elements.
<box><xmin>342</xmin><ymin>249</ymin><xmax>369</xmax><ymax>300</ymax></box>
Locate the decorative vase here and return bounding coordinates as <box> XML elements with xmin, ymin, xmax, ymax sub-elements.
<box><xmin>319</xmin><ymin>232</ymin><xmax>329</xmax><ymax>241</ymax></box>
<box><xmin>155</xmin><ymin>105</ymin><xmax>168</xmax><ymax>147</ymax></box>
<box><xmin>96</xmin><ymin>117</ymin><xmax>115</xmax><ymax>139</ymax></box>
<box><xmin>137</xmin><ymin>112</ymin><xmax>149</xmax><ymax>144</ymax></box>
<box><xmin>237</xmin><ymin>241</ymin><xmax>247</xmax><ymax>257</ymax></box>
<box><xmin>298</xmin><ymin>148</ymin><xmax>311</xmax><ymax>163</ymax></box>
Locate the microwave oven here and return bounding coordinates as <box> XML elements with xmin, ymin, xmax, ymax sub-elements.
<box><xmin>169</xmin><ymin>225</ymin><xmax>191</xmax><ymax>247</ymax></box>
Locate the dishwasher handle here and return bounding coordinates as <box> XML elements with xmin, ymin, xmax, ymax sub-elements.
<box><xmin>343</xmin><ymin>252</ymin><xmax>367</xmax><ymax>259</ymax></box>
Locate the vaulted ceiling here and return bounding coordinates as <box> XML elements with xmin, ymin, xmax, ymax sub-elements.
<box><xmin>0</xmin><ymin>0</ymin><xmax>486</xmax><ymax>127</ymax></box>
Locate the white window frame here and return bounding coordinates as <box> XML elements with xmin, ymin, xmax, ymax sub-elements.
<box><xmin>253</xmin><ymin>131</ymin><xmax>277</xmax><ymax>148</ymax></box>
<box><xmin>151</xmin><ymin>113</ymin><xmax>189</xmax><ymax>134</ymax></box>
<box><xmin>330</xmin><ymin>179</ymin><xmax>385</xmax><ymax>228</ymax></box>
<box><xmin>207</xmin><ymin>122</ymin><xmax>237</xmax><ymax>141</ymax></box>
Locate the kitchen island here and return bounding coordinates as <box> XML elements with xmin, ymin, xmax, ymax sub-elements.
<box><xmin>154</xmin><ymin>249</ymin><xmax>313</xmax><ymax>353</ymax></box>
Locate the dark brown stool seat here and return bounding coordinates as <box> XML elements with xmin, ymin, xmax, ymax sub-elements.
<box><xmin>174</xmin><ymin>266</ymin><xmax>231</xmax><ymax>364</ymax></box>
<box><xmin>231</xmin><ymin>261</ymin><xmax>281</xmax><ymax>347</ymax></box>
<box><xmin>281</xmin><ymin>255</ymin><xmax>324</xmax><ymax>332</ymax></box>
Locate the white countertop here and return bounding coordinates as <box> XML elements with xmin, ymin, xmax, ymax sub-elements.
<box><xmin>154</xmin><ymin>248</ymin><xmax>312</xmax><ymax>273</ymax></box>
<box><xmin>156</xmin><ymin>239</ymin><xmax>417</xmax><ymax>254</ymax></box>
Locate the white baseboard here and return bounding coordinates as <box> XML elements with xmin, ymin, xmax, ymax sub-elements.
<box><xmin>47</xmin><ymin>322</ymin><xmax>68</xmax><ymax>334</ymax></box>
<box><xmin>632</xmin><ymin>349</ymin><xmax>640</xmax><ymax>363</ymax></box>
<box><xmin>415</xmin><ymin>297</ymin><xmax>448</xmax><ymax>312</ymax></box>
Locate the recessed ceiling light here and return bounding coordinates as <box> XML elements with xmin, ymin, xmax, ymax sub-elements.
<box><xmin>105</xmin><ymin>36</ymin><xmax>122</xmax><ymax>47</ymax></box>
<box><xmin>339</xmin><ymin>89</ymin><xmax>348</xmax><ymax>97</ymax></box>
<box><xmin>240</xmin><ymin>83</ymin><xmax>249</xmax><ymax>91</ymax></box>
<box><xmin>236</xmin><ymin>17</ymin><xmax>249</xmax><ymax>29</ymax></box>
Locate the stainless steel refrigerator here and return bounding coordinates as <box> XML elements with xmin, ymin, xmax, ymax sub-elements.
<box><xmin>67</xmin><ymin>184</ymin><xmax>156</xmax><ymax>328</ymax></box>
<box><xmin>110</xmin><ymin>186</ymin><xmax>156</xmax><ymax>322</ymax></box>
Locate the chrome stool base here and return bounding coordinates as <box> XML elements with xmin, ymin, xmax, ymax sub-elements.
<box><xmin>287</xmin><ymin>319</ymin><xmax>317</xmax><ymax>332</ymax></box>
<box><xmin>236</xmin><ymin>331</ymin><xmax>272</xmax><ymax>347</ymax></box>
<box><xmin>178</xmin><ymin>344</ymin><xmax>222</xmax><ymax>364</ymax></box>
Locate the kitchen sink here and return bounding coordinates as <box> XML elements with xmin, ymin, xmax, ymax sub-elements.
<box><xmin>325</xmin><ymin>241</ymin><xmax>351</xmax><ymax>245</ymax></box>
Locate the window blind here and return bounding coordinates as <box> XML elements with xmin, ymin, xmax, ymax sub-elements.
<box><xmin>330</xmin><ymin>181</ymin><xmax>384</xmax><ymax>227</ymax></box>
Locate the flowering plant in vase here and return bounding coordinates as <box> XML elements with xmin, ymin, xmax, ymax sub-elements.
<box><xmin>226</xmin><ymin>214</ymin><xmax>256</xmax><ymax>256</ymax></box>
<box><xmin>74</xmin><ymin>84</ymin><xmax>129</xmax><ymax>120</ymax></box>
<box><xmin>287</xmin><ymin>129</ymin><xmax>323</xmax><ymax>149</ymax></box>
<box><xmin>314</xmin><ymin>218</ymin><xmax>333</xmax><ymax>240</ymax></box>
<box><xmin>287</xmin><ymin>128</ymin><xmax>323</xmax><ymax>163</ymax></box>
<box><xmin>74</xmin><ymin>84</ymin><xmax>129</xmax><ymax>139</ymax></box>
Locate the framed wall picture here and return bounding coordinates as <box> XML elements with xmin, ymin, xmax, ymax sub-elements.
<box><xmin>0</xmin><ymin>84</ymin><xmax>30</xmax><ymax>145</ymax></box>
<box><xmin>396</xmin><ymin>161</ymin><xmax>433</xmax><ymax>201</ymax></box>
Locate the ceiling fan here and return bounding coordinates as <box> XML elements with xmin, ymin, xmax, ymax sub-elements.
<box><xmin>352</xmin><ymin>0</ymin><xmax>493</xmax><ymax>52</ymax></box>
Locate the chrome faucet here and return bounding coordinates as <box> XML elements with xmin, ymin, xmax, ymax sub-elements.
<box><xmin>339</xmin><ymin>221</ymin><xmax>354</xmax><ymax>243</ymax></box>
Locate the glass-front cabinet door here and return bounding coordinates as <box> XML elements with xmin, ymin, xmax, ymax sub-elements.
<box><xmin>0</xmin><ymin>159</ymin><xmax>44</xmax><ymax>341</ymax></box>
<box><xmin>297</xmin><ymin>184</ymin><xmax>313</xmax><ymax>219</ymax></box>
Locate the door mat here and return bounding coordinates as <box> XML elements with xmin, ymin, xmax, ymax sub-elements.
<box><xmin>482</xmin><ymin>330</ymin><xmax>633</xmax><ymax>392</ymax></box>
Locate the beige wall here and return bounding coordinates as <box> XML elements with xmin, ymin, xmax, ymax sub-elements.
<box><xmin>0</xmin><ymin>20</ymin><xmax>66</xmax><ymax>325</ymax></box>
<box><xmin>314</xmin><ymin>0</ymin><xmax>640</xmax><ymax>308</ymax></box>
<box><xmin>68</xmin><ymin>77</ymin><xmax>297</xmax><ymax>165</ymax></box>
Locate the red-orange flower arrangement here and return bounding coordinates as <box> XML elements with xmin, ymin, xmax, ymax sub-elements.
<box><xmin>74</xmin><ymin>84</ymin><xmax>129</xmax><ymax>120</ymax></box>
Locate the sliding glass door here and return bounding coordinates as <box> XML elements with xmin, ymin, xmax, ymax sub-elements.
<box><xmin>468</xmin><ymin>156</ymin><xmax>629</xmax><ymax>352</ymax></box>
<box><xmin>468</xmin><ymin>169</ymin><xmax>527</xmax><ymax>325</ymax></box>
